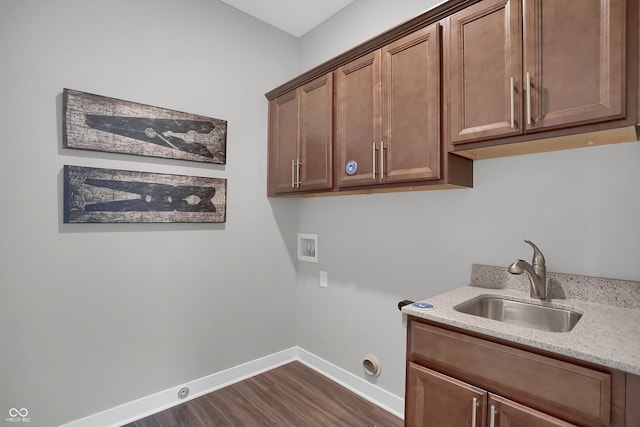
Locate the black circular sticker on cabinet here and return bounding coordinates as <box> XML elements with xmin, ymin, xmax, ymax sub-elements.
<box><xmin>346</xmin><ymin>160</ymin><xmax>357</xmax><ymax>175</ymax></box>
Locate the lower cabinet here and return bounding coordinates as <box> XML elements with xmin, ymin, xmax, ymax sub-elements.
<box><xmin>406</xmin><ymin>362</ymin><xmax>486</xmax><ymax>426</ymax></box>
<box><xmin>407</xmin><ymin>362</ymin><xmax>574</xmax><ymax>426</ymax></box>
<box><xmin>488</xmin><ymin>394</ymin><xmax>576</xmax><ymax>427</ymax></box>
<box><xmin>405</xmin><ymin>317</ymin><xmax>636</xmax><ymax>427</ymax></box>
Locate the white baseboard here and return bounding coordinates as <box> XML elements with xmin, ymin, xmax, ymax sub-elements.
<box><xmin>60</xmin><ymin>347</ymin><xmax>404</xmax><ymax>427</ymax></box>
<box><xmin>295</xmin><ymin>348</ymin><xmax>404</xmax><ymax>419</ymax></box>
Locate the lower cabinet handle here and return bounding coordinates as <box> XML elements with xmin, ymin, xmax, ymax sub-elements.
<box><xmin>489</xmin><ymin>404</ymin><xmax>497</xmax><ymax>427</ymax></box>
<box><xmin>471</xmin><ymin>397</ymin><xmax>478</xmax><ymax>427</ymax></box>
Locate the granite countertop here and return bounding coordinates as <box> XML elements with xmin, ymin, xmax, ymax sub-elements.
<box><xmin>402</xmin><ymin>264</ymin><xmax>640</xmax><ymax>375</ymax></box>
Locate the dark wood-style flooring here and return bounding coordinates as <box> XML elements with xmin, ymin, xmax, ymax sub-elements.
<box><xmin>123</xmin><ymin>361</ymin><xmax>403</xmax><ymax>427</ymax></box>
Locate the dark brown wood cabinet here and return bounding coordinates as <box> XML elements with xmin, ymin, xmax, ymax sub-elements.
<box><xmin>523</xmin><ymin>0</ymin><xmax>625</xmax><ymax>132</ymax></box>
<box><xmin>382</xmin><ymin>25</ymin><xmax>441</xmax><ymax>184</ymax></box>
<box><xmin>335</xmin><ymin>50</ymin><xmax>381</xmax><ymax>188</ymax></box>
<box><xmin>447</xmin><ymin>0</ymin><xmax>628</xmax><ymax>146</ymax></box>
<box><xmin>488</xmin><ymin>394</ymin><xmax>576</xmax><ymax>427</ymax></box>
<box><xmin>336</xmin><ymin>24</ymin><xmax>442</xmax><ymax>189</ymax></box>
<box><xmin>406</xmin><ymin>362</ymin><xmax>487</xmax><ymax>427</ymax></box>
<box><xmin>268</xmin><ymin>89</ymin><xmax>298</xmax><ymax>195</ymax></box>
<box><xmin>266</xmin><ymin>0</ymin><xmax>637</xmax><ymax>196</ymax></box>
<box><xmin>267</xmin><ymin>73</ymin><xmax>333</xmax><ymax>196</ymax></box>
<box><xmin>407</xmin><ymin>362</ymin><xmax>575</xmax><ymax>427</ymax></box>
<box><xmin>406</xmin><ymin>317</ymin><xmax>639</xmax><ymax>427</ymax></box>
<box><xmin>299</xmin><ymin>75</ymin><xmax>333</xmax><ymax>191</ymax></box>
<box><xmin>446</xmin><ymin>0</ymin><xmax>523</xmax><ymax>144</ymax></box>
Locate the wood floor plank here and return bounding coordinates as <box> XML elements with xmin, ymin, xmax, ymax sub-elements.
<box><xmin>123</xmin><ymin>361</ymin><xmax>403</xmax><ymax>427</ymax></box>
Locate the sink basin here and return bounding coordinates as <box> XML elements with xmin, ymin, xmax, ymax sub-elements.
<box><xmin>454</xmin><ymin>296</ymin><xmax>582</xmax><ymax>332</ymax></box>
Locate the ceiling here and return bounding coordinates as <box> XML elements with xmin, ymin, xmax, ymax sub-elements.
<box><xmin>219</xmin><ymin>0</ymin><xmax>354</xmax><ymax>37</ymax></box>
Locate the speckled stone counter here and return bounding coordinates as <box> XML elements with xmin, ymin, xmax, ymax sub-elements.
<box><xmin>402</xmin><ymin>264</ymin><xmax>640</xmax><ymax>375</ymax></box>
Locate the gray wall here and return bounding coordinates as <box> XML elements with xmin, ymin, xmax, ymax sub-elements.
<box><xmin>295</xmin><ymin>0</ymin><xmax>640</xmax><ymax>398</ymax></box>
<box><xmin>0</xmin><ymin>1</ymin><xmax>300</xmax><ymax>425</ymax></box>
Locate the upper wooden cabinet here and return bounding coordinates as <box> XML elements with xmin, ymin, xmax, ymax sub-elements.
<box><xmin>382</xmin><ymin>25</ymin><xmax>441</xmax><ymax>184</ymax></box>
<box><xmin>266</xmin><ymin>0</ymin><xmax>637</xmax><ymax>196</ymax></box>
<box><xmin>523</xmin><ymin>0</ymin><xmax>625</xmax><ymax>131</ymax></box>
<box><xmin>336</xmin><ymin>24</ymin><xmax>442</xmax><ymax>189</ymax></box>
<box><xmin>447</xmin><ymin>0</ymin><xmax>628</xmax><ymax>146</ymax></box>
<box><xmin>335</xmin><ymin>50</ymin><xmax>381</xmax><ymax>188</ymax></box>
<box><xmin>267</xmin><ymin>73</ymin><xmax>333</xmax><ymax>196</ymax></box>
<box><xmin>268</xmin><ymin>89</ymin><xmax>298</xmax><ymax>195</ymax></box>
<box><xmin>447</xmin><ymin>0</ymin><xmax>523</xmax><ymax>143</ymax></box>
<box><xmin>300</xmin><ymin>75</ymin><xmax>333</xmax><ymax>191</ymax></box>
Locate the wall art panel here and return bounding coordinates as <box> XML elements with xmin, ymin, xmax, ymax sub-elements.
<box><xmin>63</xmin><ymin>165</ymin><xmax>227</xmax><ymax>223</ymax></box>
<box><xmin>63</xmin><ymin>89</ymin><xmax>227</xmax><ymax>164</ymax></box>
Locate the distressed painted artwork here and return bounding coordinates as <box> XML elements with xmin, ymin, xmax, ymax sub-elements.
<box><xmin>63</xmin><ymin>89</ymin><xmax>227</xmax><ymax>164</ymax></box>
<box><xmin>64</xmin><ymin>165</ymin><xmax>227</xmax><ymax>223</ymax></box>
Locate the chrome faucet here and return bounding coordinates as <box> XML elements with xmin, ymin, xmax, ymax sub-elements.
<box><xmin>508</xmin><ymin>240</ymin><xmax>547</xmax><ymax>299</ymax></box>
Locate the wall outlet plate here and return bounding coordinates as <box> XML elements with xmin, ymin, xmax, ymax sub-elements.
<box><xmin>320</xmin><ymin>271</ymin><xmax>328</xmax><ymax>288</ymax></box>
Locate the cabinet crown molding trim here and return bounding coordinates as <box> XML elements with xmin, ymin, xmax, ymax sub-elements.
<box><xmin>265</xmin><ymin>0</ymin><xmax>481</xmax><ymax>101</ymax></box>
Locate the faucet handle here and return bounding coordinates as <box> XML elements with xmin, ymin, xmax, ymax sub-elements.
<box><xmin>524</xmin><ymin>240</ymin><xmax>545</xmax><ymax>266</ymax></box>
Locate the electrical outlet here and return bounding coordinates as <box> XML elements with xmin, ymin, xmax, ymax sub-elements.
<box><xmin>320</xmin><ymin>271</ymin><xmax>328</xmax><ymax>288</ymax></box>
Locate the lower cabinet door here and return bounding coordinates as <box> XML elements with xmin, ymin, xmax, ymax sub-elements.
<box><xmin>488</xmin><ymin>394</ymin><xmax>576</xmax><ymax>427</ymax></box>
<box><xmin>406</xmin><ymin>362</ymin><xmax>486</xmax><ymax>427</ymax></box>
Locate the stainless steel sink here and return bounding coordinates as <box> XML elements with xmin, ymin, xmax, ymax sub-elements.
<box><xmin>454</xmin><ymin>296</ymin><xmax>582</xmax><ymax>333</ymax></box>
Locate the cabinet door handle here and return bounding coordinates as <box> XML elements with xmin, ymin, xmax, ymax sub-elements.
<box><xmin>471</xmin><ymin>397</ymin><xmax>478</xmax><ymax>427</ymax></box>
<box><xmin>379</xmin><ymin>141</ymin><xmax>384</xmax><ymax>182</ymax></box>
<box><xmin>489</xmin><ymin>404</ymin><xmax>497</xmax><ymax>427</ymax></box>
<box><xmin>291</xmin><ymin>159</ymin><xmax>296</xmax><ymax>189</ymax></box>
<box><xmin>296</xmin><ymin>160</ymin><xmax>301</xmax><ymax>188</ymax></box>
<box><xmin>372</xmin><ymin>142</ymin><xmax>377</xmax><ymax>180</ymax></box>
<box><xmin>510</xmin><ymin>76</ymin><xmax>515</xmax><ymax>129</ymax></box>
<box><xmin>526</xmin><ymin>71</ymin><xmax>532</xmax><ymax>126</ymax></box>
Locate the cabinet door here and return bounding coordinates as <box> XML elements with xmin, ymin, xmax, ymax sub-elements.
<box><xmin>489</xmin><ymin>394</ymin><xmax>576</xmax><ymax>427</ymax></box>
<box><xmin>299</xmin><ymin>73</ymin><xmax>333</xmax><ymax>191</ymax></box>
<box><xmin>268</xmin><ymin>90</ymin><xmax>299</xmax><ymax>195</ymax></box>
<box><xmin>448</xmin><ymin>0</ymin><xmax>523</xmax><ymax>144</ymax></box>
<box><xmin>382</xmin><ymin>23</ymin><xmax>440</xmax><ymax>183</ymax></box>
<box><xmin>335</xmin><ymin>50</ymin><xmax>381</xmax><ymax>188</ymax></box>
<box><xmin>523</xmin><ymin>0</ymin><xmax>625</xmax><ymax>132</ymax></box>
<box><xmin>406</xmin><ymin>362</ymin><xmax>487</xmax><ymax>427</ymax></box>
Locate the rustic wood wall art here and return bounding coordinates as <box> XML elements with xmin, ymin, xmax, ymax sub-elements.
<box><xmin>63</xmin><ymin>89</ymin><xmax>227</xmax><ymax>164</ymax></box>
<box><xmin>64</xmin><ymin>165</ymin><xmax>227</xmax><ymax>223</ymax></box>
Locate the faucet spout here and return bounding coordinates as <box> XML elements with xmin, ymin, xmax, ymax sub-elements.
<box><xmin>508</xmin><ymin>240</ymin><xmax>547</xmax><ymax>299</ymax></box>
<box><xmin>524</xmin><ymin>239</ymin><xmax>545</xmax><ymax>267</ymax></box>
